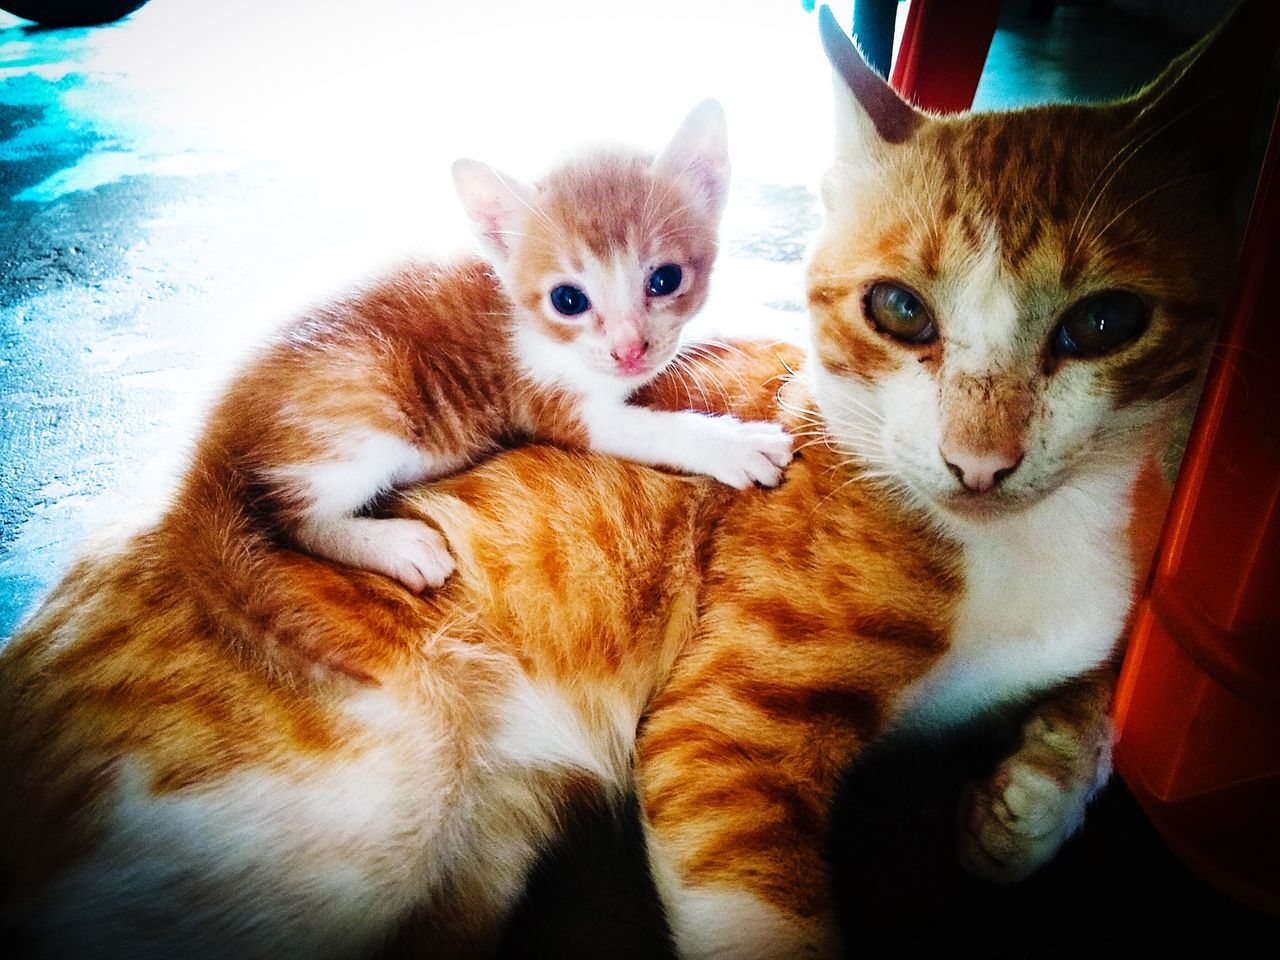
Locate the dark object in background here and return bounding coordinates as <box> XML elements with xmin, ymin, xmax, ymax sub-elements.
<box><xmin>0</xmin><ymin>1</ymin><xmax>149</xmax><ymax>27</ymax></box>
<box><xmin>852</xmin><ymin>0</ymin><xmax>897</xmax><ymax>80</ymax></box>
<box><xmin>828</xmin><ymin>718</ymin><xmax>1275</xmax><ymax>953</ymax></box>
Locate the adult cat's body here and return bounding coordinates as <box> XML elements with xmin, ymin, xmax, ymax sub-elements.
<box><xmin>235</xmin><ymin>100</ymin><xmax>790</xmax><ymax>593</ymax></box>
<box><xmin>1</xmin><ymin>3</ymin><xmax>1272</xmax><ymax>958</ymax></box>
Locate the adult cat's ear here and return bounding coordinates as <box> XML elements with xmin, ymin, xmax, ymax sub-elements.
<box><xmin>1119</xmin><ymin>0</ymin><xmax>1279</xmax><ymax>173</ymax></box>
<box><xmin>654</xmin><ymin>99</ymin><xmax>731</xmax><ymax>221</ymax></box>
<box><xmin>452</xmin><ymin>159</ymin><xmax>535</xmax><ymax>262</ymax></box>
<box><xmin>818</xmin><ymin>4</ymin><xmax>923</xmax><ymax>152</ymax></box>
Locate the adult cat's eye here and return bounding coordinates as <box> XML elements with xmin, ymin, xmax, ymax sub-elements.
<box><xmin>863</xmin><ymin>282</ymin><xmax>936</xmax><ymax>345</ymax></box>
<box><xmin>549</xmin><ymin>284</ymin><xmax>591</xmax><ymax>317</ymax></box>
<box><xmin>1052</xmin><ymin>290</ymin><xmax>1149</xmax><ymax>358</ymax></box>
<box><xmin>647</xmin><ymin>264</ymin><xmax>683</xmax><ymax>297</ymax></box>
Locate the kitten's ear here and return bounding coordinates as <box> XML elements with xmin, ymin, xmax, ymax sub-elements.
<box><xmin>654</xmin><ymin>99</ymin><xmax>731</xmax><ymax>221</ymax></box>
<box><xmin>818</xmin><ymin>4</ymin><xmax>923</xmax><ymax>152</ymax></box>
<box><xmin>1119</xmin><ymin>0</ymin><xmax>1279</xmax><ymax>172</ymax></box>
<box><xmin>452</xmin><ymin>159</ymin><xmax>535</xmax><ymax>262</ymax></box>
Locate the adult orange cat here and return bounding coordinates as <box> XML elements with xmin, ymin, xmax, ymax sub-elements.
<box><xmin>1</xmin><ymin>3</ymin><xmax>1272</xmax><ymax>958</ymax></box>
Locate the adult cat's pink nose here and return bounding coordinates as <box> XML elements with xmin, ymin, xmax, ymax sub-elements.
<box><xmin>941</xmin><ymin>446</ymin><xmax>1023</xmax><ymax>493</ymax></box>
<box><xmin>611</xmin><ymin>338</ymin><xmax>649</xmax><ymax>369</ymax></box>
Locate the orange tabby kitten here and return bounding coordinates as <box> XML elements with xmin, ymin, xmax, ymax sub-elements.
<box><xmin>0</xmin><ymin>3</ymin><xmax>1271</xmax><ymax>958</ymax></box>
<box><xmin>230</xmin><ymin>98</ymin><xmax>789</xmax><ymax>592</ymax></box>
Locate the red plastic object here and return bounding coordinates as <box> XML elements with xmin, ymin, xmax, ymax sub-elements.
<box><xmin>890</xmin><ymin>0</ymin><xmax>1003</xmax><ymax>112</ymax></box>
<box><xmin>1112</xmin><ymin>105</ymin><xmax>1280</xmax><ymax>915</ymax></box>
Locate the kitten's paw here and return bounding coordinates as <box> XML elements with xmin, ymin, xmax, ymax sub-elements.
<box><xmin>697</xmin><ymin>417</ymin><xmax>794</xmax><ymax>489</ymax></box>
<box><xmin>958</xmin><ymin>713</ymin><xmax>1111</xmax><ymax>883</ymax></box>
<box><xmin>368</xmin><ymin>518</ymin><xmax>456</xmax><ymax>592</ymax></box>
<box><xmin>299</xmin><ymin>515</ymin><xmax>456</xmax><ymax>592</ymax></box>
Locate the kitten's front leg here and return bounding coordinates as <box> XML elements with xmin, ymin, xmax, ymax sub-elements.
<box><xmin>584</xmin><ymin>403</ymin><xmax>793</xmax><ymax>488</ymax></box>
<box><xmin>958</xmin><ymin>668</ymin><xmax>1116</xmax><ymax>882</ymax></box>
<box><xmin>271</xmin><ymin>429</ymin><xmax>458</xmax><ymax>592</ymax></box>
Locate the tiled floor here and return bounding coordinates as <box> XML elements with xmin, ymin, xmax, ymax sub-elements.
<box><xmin>1</xmin><ymin>0</ymin><xmax>1273</xmax><ymax>953</ymax></box>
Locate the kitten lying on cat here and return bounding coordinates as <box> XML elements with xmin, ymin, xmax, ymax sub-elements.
<box><xmin>222</xmin><ymin>99</ymin><xmax>789</xmax><ymax>593</ymax></box>
<box><xmin>0</xmin><ymin>2</ymin><xmax>1271</xmax><ymax>957</ymax></box>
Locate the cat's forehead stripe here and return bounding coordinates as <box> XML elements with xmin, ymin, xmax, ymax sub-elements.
<box><xmin>919</xmin><ymin>108</ymin><xmax>1127</xmax><ymax>282</ymax></box>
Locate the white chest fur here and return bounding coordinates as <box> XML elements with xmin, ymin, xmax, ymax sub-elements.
<box><xmin>895</xmin><ymin>472</ymin><xmax>1137</xmax><ymax>732</ymax></box>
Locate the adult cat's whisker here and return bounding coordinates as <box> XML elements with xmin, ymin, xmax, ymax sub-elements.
<box><xmin>1070</xmin><ymin>87</ymin><xmax>1227</xmax><ymax>250</ymax></box>
<box><xmin>792</xmin><ymin>436</ymin><xmax>840</xmax><ymax>454</ymax></box>
<box><xmin>1086</xmin><ymin>172</ymin><xmax>1212</xmax><ymax>249</ymax></box>
<box><xmin>776</xmin><ymin>393</ymin><xmax>821</xmax><ymax>417</ymax></box>
<box><xmin>827</xmin><ymin>420</ymin><xmax>882</xmax><ymax>442</ymax></box>
<box><xmin>811</xmin><ymin>466</ymin><xmax>896</xmax><ymax>514</ymax></box>
<box><xmin>821</xmin><ymin>391</ymin><xmax>885</xmax><ymax>424</ymax></box>
<box><xmin>828</xmin><ymin>415</ymin><xmax>885</xmax><ymax>442</ymax></box>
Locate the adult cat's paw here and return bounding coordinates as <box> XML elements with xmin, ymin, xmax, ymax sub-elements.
<box><xmin>695</xmin><ymin>416</ymin><xmax>794</xmax><ymax>489</ymax></box>
<box><xmin>958</xmin><ymin>708</ymin><xmax>1112</xmax><ymax>883</ymax></box>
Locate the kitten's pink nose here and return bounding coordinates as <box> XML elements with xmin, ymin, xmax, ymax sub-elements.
<box><xmin>610</xmin><ymin>338</ymin><xmax>649</xmax><ymax>369</ymax></box>
<box><xmin>941</xmin><ymin>446</ymin><xmax>1023</xmax><ymax>493</ymax></box>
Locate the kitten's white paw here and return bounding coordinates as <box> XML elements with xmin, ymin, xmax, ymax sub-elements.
<box><xmin>364</xmin><ymin>518</ymin><xmax>456</xmax><ymax>592</ymax></box>
<box><xmin>958</xmin><ymin>713</ymin><xmax>1111</xmax><ymax>883</ymax></box>
<box><xmin>302</xmin><ymin>516</ymin><xmax>456</xmax><ymax>593</ymax></box>
<box><xmin>696</xmin><ymin>417</ymin><xmax>794</xmax><ymax>489</ymax></box>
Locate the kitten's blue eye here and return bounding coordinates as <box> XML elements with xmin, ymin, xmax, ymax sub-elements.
<box><xmin>549</xmin><ymin>285</ymin><xmax>590</xmax><ymax>317</ymax></box>
<box><xmin>864</xmin><ymin>282</ymin><xmax>936</xmax><ymax>345</ymax></box>
<box><xmin>1052</xmin><ymin>290</ymin><xmax>1148</xmax><ymax>358</ymax></box>
<box><xmin>647</xmin><ymin>264</ymin><xmax>683</xmax><ymax>297</ymax></box>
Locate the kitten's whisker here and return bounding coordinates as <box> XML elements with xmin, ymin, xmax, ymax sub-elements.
<box><xmin>697</xmin><ymin>338</ymin><xmax>749</xmax><ymax>359</ymax></box>
<box><xmin>680</xmin><ymin>348</ymin><xmax>750</xmax><ymax>400</ymax></box>
<box><xmin>682</xmin><ymin>344</ymin><xmax>750</xmax><ymax>392</ymax></box>
<box><xmin>668</xmin><ymin>363</ymin><xmax>701</xmax><ymax>411</ymax></box>
<box><xmin>670</xmin><ymin>356</ymin><xmax>714</xmax><ymax>411</ymax></box>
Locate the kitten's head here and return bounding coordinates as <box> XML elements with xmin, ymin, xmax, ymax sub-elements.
<box><xmin>809</xmin><ymin>2</ymin><xmax>1273</xmax><ymax>524</ymax></box>
<box><xmin>453</xmin><ymin>100</ymin><xmax>729</xmax><ymax>392</ymax></box>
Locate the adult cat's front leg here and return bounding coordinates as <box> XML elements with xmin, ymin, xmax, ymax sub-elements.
<box><xmin>638</xmin><ymin>726</ymin><xmax>843</xmax><ymax>960</ymax></box>
<box><xmin>958</xmin><ymin>668</ymin><xmax>1115</xmax><ymax>882</ymax></box>
<box><xmin>634</xmin><ymin>646</ymin><xmax>863</xmax><ymax>960</ymax></box>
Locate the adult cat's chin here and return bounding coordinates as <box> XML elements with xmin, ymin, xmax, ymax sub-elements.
<box><xmin>932</xmin><ymin>486</ymin><xmax>1044</xmax><ymax>522</ymax></box>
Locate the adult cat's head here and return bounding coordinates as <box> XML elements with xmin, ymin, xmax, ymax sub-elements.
<box><xmin>808</xmin><ymin>2</ymin><xmax>1273</xmax><ymax>524</ymax></box>
<box><xmin>453</xmin><ymin>100</ymin><xmax>729</xmax><ymax>392</ymax></box>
